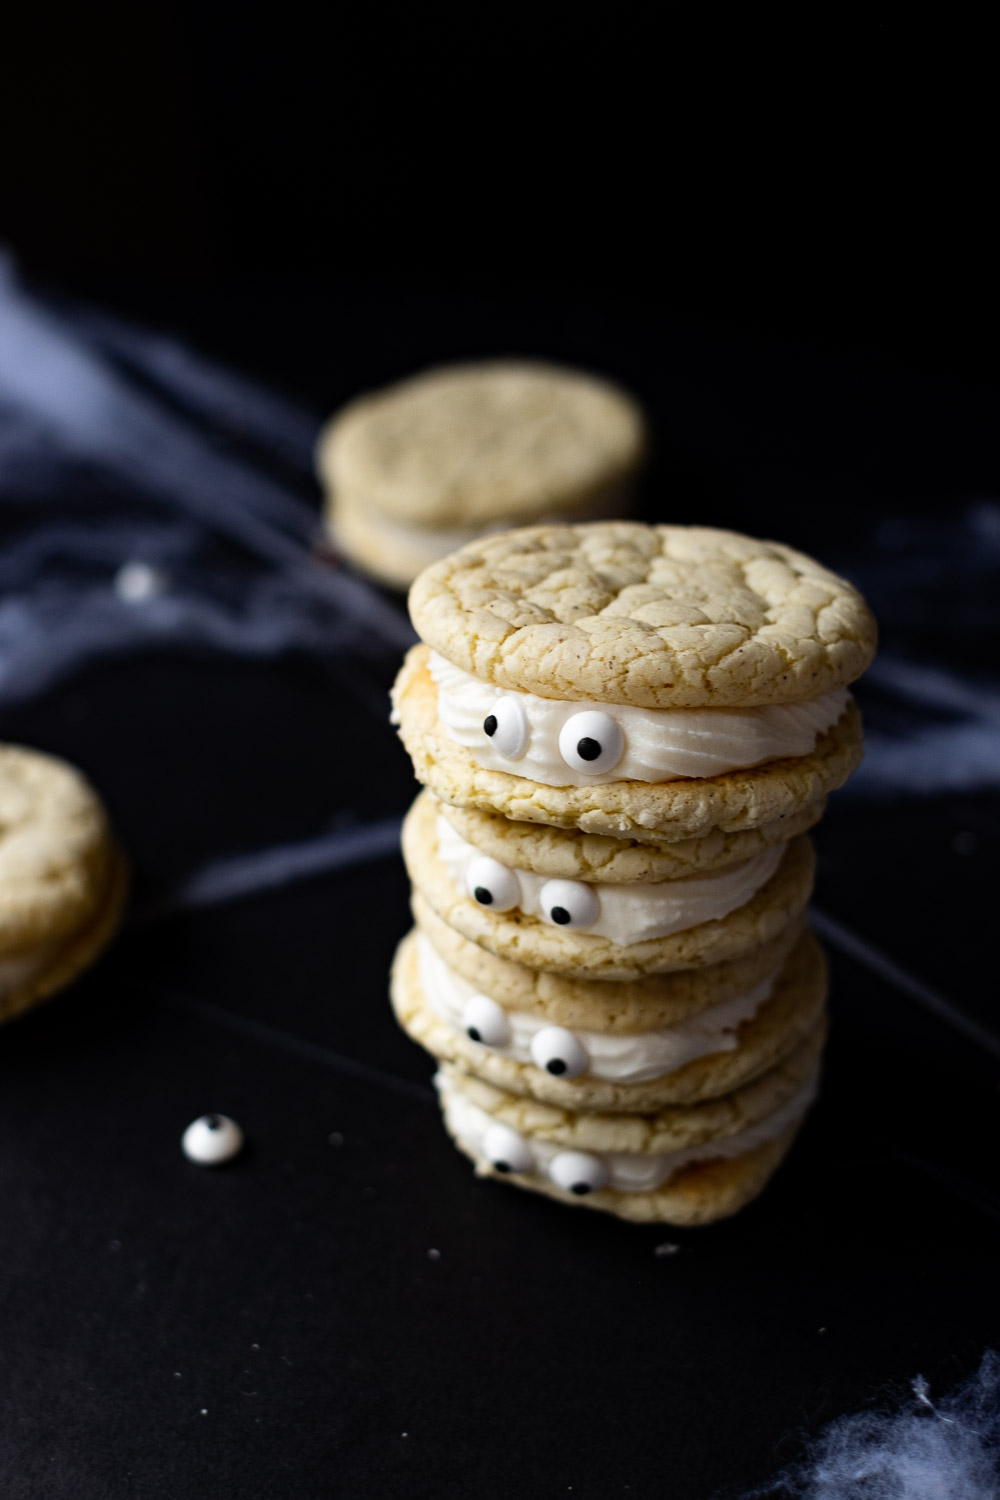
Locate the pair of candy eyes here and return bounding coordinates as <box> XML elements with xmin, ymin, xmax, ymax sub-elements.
<box><xmin>465</xmin><ymin>858</ymin><xmax>600</xmax><ymax>929</ymax></box>
<box><xmin>483</xmin><ymin>701</ymin><xmax>625</xmax><ymax>775</ymax></box>
<box><xmin>463</xmin><ymin>998</ymin><xmax>589</xmax><ymax>1078</ymax></box>
<box><xmin>482</xmin><ymin>1123</ymin><xmax>608</xmax><ymax>1195</ymax></box>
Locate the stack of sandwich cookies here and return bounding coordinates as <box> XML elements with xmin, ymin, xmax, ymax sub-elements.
<box><xmin>1</xmin><ymin>745</ymin><xmax>128</xmax><ymax>1026</ymax></box>
<box><xmin>390</xmin><ymin>521</ymin><xmax>876</xmax><ymax>1223</ymax></box>
<box><xmin>317</xmin><ymin>362</ymin><xmax>647</xmax><ymax>590</ymax></box>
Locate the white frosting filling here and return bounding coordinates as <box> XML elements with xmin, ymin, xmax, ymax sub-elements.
<box><xmin>341</xmin><ymin>508</ymin><xmax>487</xmax><ymax>565</ymax></box>
<box><xmin>346</xmin><ymin>478</ymin><xmax>634</xmax><ymax>567</ymax></box>
<box><xmin>417</xmin><ymin>933</ymin><xmax>776</xmax><ymax>1082</ymax></box>
<box><xmin>436</xmin><ymin>1069</ymin><xmax>818</xmax><ymax>1193</ymax></box>
<box><xmin>435</xmin><ymin>815</ymin><xmax>785</xmax><ymax>945</ymax></box>
<box><xmin>429</xmin><ymin>651</ymin><xmax>850</xmax><ymax>786</ymax></box>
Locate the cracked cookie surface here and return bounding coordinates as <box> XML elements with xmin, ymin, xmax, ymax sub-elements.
<box><xmin>411</xmin><ymin>893</ymin><xmax>806</xmax><ymax>1029</ymax></box>
<box><xmin>409</xmin><ymin>522</ymin><xmax>876</xmax><ymax>707</ymax></box>
<box><xmin>435</xmin><ymin>792</ymin><xmax>826</xmax><ymax>881</ymax></box>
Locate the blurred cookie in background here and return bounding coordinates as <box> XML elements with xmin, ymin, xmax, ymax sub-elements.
<box><xmin>316</xmin><ymin>361</ymin><xmax>648</xmax><ymax>589</ymax></box>
<box><xmin>0</xmin><ymin>745</ymin><xmax>128</xmax><ymax>1026</ymax></box>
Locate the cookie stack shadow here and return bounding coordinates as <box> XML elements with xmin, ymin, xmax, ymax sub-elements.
<box><xmin>390</xmin><ymin>522</ymin><xmax>876</xmax><ymax>1225</ymax></box>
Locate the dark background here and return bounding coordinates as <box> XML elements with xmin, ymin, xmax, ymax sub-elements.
<box><xmin>2</xmin><ymin>9</ymin><xmax>999</xmax><ymax>1499</ymax></box>
<box><xmin>3</xmin><ymin>4</ymin><xmax>998</xmax><ymax>386</ymax></box>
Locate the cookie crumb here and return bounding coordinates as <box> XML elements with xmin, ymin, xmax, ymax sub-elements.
<box><xmin>654</xmin><ymin>1242</ymin><xmax>681</xmax><ymax>1257</ymax></box>
<box><xmin>427</xmin><ymin>1248</ymin><xmax>441</xmax><ymax>1261</ymax></box>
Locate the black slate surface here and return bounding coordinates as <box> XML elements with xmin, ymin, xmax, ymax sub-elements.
<box><xmin>1</xmin><ymin>275</ymin><xmax>998</xmax><ymax>1499</ymax></box>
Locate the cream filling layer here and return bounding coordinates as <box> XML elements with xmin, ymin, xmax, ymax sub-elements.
<box><xmin>429</xmin><ymin>651</ymin><xmax>850</xmax><ymax>785</ymax></box>
<box><xmin>343</xmin><ymin>478</ymin><xmax>634</xmax><ymax>567</ymax></box>
<box><xmin>417</xmin><ymin>932</ymin><xmax>776</xmax><ymax>1082</ymax></box>
<box><xmin>435</xmin><ymin>815</ymin><xmax>785</xmax><ymax>945</ymax></box>
<box><xmin>436</xmin><ymin>1069</ymin><xmax>818</xmax><ymax>1193</ymax></box>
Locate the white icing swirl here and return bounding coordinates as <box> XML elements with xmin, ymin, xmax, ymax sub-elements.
<box><xmin>436</xmin><ymin>815</ymin><xmax>785</xmax><ymax>945</ymax></box>
<box><xmin>436</xmin><ymin>1069</ymin><xmax>818</xmax><ymax>1193</ymax></box>
<box><xmin>429</xmin><ymin>651</ymin><xmax>849</xmax><ymax>786</ymax></box>
<box><xmin>417</xmin><ymin>933</ymin><xmax>776</xmax><ymax>1082</ymax></box>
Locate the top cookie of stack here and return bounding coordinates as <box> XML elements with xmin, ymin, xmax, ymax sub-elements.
<box><xmin>395</xmin><ymin>522</ymin><xmax>875</xmax><ymax>844</ymax></box>
<box><xmin>316</xmin><ymin>363</ymin><xmax>648</xmax><ymax>590</ymax></box>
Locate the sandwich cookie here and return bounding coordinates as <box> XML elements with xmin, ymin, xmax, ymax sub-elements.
<box><xmin>1</xmin><ymin>745</ymin><xmax>128</xmax><ymax>1025</ymax></box>
<box><xmin>435</xmin><ymin>1022</ymin><xmax>824</xmax><ymax>1224</ymax></box>
<box><xmin>392</xmin><ymin>910</ymin><xmax>827</xmax><ymax>1110</ymax></box>
<box><xmin>402</xmin><ymin>790</ymin><xmax>815</xmax><ymax>979</ymax></box>
<box><xmin>393</xmin><ymin>521</ymin><xmax>873</xmax><ymax>840</ymax></box>
<box><xmin>393</xmin><ymin>643</ymin><xmax>863</xmax><ymax>844</ymax></box>
<box><xmin>317</xmin><ymin>363</ymin><xmax>648</xmax><ymax>590</ymax></box>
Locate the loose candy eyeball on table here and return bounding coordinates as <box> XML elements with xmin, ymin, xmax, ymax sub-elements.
<box><xmin>182</xmin><ymin>1114</ymin><xmax>244</xmax><ymax>1166</ymax></box>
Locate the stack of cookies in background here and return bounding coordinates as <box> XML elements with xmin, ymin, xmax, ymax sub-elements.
<box><xmin>316</xmin><ymin>361</ymin><xmax>648</xmax><ymax>589</ymax></box>
<box><xmin>391</xmin><ymin>522</ymin><xmax>876</xmax><ymax>1224</ymax></box>
<box><xmin>0</xmin><ymin>745</ymin><xmax>127</xmax><ymax>1027</ymax></box>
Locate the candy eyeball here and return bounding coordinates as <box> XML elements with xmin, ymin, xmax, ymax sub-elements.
<box><xmin>461</xmin><ymin>994</ymin><xmax>512</xmax><ymax>1049</ymax></box>
<box><xmin>482</xmin><ymin>696</ymin><xmax>529</xmax><ymax>760</ymax></box>
<box><xmin>548</xmin><ymin>1150</ymin><xmax>609</xmax><ymax>1196</ymax></box>
<box><xmin>558</xmin><ymin>710</ymin><xmax>625</xmax><ymax>774</ymax></box>
<box><xmin>482</xmin><ymin>1123</ymin><xmax>534</xmax><ymax>1175</ymax></box>
<box><xmin>529</xmin><ymin>1026</ymin><xmax>589</xmax><ymax>1079</ymax></box>
<box><xmin>182</xmin><ymin>1114</ymin><xmax>244</xmax><ymax>1166</ymax></box>
<box><xmin>465</xmin><ymin>856</ymin><xmax>521</xmax><ymax>912</ymax></box>
<box><xmin>538</xmin><ymin>879</ymin><xmax>600</xmax><ymax>929</ymax></box>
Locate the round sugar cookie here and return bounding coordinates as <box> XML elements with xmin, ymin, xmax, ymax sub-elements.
<box><xmin>409</xmin><ymin>521</ymin><xmax>876</xmax><ymax>708</ymax></box>
<box><xmin>435</xmin><ymin>1027</ymin><xmax>822</xmax><ymax>1225</ymax></box>
<box><xmin>436</xmin><ymin>792</ymin><xmax>827</xmax><ymax>882</ymax></box>
<box><xmin>439</xmin><ymin>1024</ymin><xmax>824</xmax><ymax>1154</ymax></box>
<box><xmin>392</xmin><ymin>645</ymin><xmax>863</xmax><ymax>844</ymax></box>
<box><xmin>392</xmin><ymin>921</ymin><xmax>827</xmax><ymax>1110</ymax></box>
<box><xmin>411</xmin><ymin>893</ymin><xmax>807</xmax><ymax>1031</ymax></box>
<box><xmin>317</xmin><ymin>362</ymin><xmax>647</xmax><ymax>531</ymax></box>
<box><xmin>0</xmin><ymin>745</ymin><xmax>116</xmax><ymax>953</ymax></box>
<box><xmin>446</xmin><ymin>1111</ymin><xmax>800</xmax><ymax>1226</ymax></box>
<box><xmin>402</xmin><ymin>791</ymin><xmax>815</xmax><ymax>979</ymax></box>
<box><xmin>1</xmin><ymin>843</ymin><xmax>128</xmax><ymax>1026</ymax></box>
